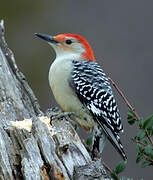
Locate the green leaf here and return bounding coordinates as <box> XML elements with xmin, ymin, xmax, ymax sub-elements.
<box><xmin>147</xmin><ymin>128</ymin><xmax>153</xmax><ymax>136</ymax></box>
<box><xmin>111</xmin><ymin>172</ymin><xmax>119</xmax><ymax>180</ymax></box>
<box><xmin>143</xmin><ymin>115</ymin><xmax>153</xmax><ymax>129</ymax></box>
<box><xmin>113</xmin><ymin>161</ymin><xmax>126</xmax><ymax>175</ymax></box>
<box><xmin>144</xmin><ymin>145</ymin><xmax>152</xmax><ymax>156</ymax></box>
<box><xmin>151</xmin><ymin>128</ymin><xmax>153</xmax><ymax>136</ymax></box>
<box><xmin>128</xmin><ymin>118</ymin><xmax>136</xmax><ymax>125</ymax></box>
<box><xmin>136</xmin><ymin>153</ymin><xmax>143</xmax><ymax>163</ymax></box>
<box><xmin>138</xmin><ymin>118</ymin><xmax>144</xmax><ymax>128</ymax></box>
<box><xmin>141</xmin><ymin>160</ymin><xmax>152</xmax><ymax>168</ymax></box>
<box><xmin>127</xmin><ymin>109</ymin><xmax>136</xmax><ymax>125</ymax></box>
<box><xmin>136</xmin><ymin>130</ymin><xmax>146</xmax><ymax>140</ymax></box>
<box><xmin>143</xmin><ymin>140</ymin><xmax>148</xmax><ymax>145</ymax></box>
<box><xmin>136</xmin><ymin>144</ymin><xmax>144</xmax><ymax>153</ymax></box>
<box><xmin>127</xmin><ymin>109</ymin><xmax>135</xmax><ymax>118</ymax></box>
<box><xmin>86</xmin><ymin>135</ymin><xmax>93</xmax><ymax>145</ymax></box>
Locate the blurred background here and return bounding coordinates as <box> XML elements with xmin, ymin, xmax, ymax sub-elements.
<box><xmin>1</xmin><ymin>0</ymin><xmax>153</xmax><ymax>179</ymax></box>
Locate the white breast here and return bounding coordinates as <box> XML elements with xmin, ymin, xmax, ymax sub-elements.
<box><xmin>49</xmin><ymin>55</ymin><xmax>78</xmax><ymax>111</ymax></box>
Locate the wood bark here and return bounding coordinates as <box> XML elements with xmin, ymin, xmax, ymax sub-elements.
<box><xmin>0</xmin><ymin>20</ymin><xmax>111</xmax><ymax>180</ymax></box>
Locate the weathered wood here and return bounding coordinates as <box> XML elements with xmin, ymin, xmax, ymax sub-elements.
<box><xmin>0</xmin><ymin>20</ymin><xmax>111</xmax><ymax>180</ymax></box>
<box><xmin>74</xmin><ymin>159</ymin><xmax>109</xmax><ymax>180</ymax></box>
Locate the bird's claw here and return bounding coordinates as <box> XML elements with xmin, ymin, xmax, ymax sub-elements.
<box><xmin>51</xmin><ymin>112</ymin><xmax>75</xmax><ymax>120</ymax></box>
<box><xmin>46</xmin><ymin>110</ymin><xmax>78</xmax><ymax>130</ymax></box>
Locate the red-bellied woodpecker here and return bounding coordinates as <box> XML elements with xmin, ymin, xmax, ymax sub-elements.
<box><xmin>35</xmin><ymin>33</ymin><xmax>127</xmax><ymax>161</ymax></box>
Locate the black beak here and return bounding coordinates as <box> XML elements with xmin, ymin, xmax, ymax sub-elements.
<box><xmin>35</xmin><ymin>33</ymin><xmax>59</xmax><ymax>44</ymax></box>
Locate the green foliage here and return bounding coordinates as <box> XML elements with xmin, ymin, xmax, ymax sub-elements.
<box><xmin>128</xmin><ymin>110</ymin><xmax>153</xmax><ymax>168</ymax></box>
<box><xmin>127</xmin><ymin>109</ymin><xmax>136</xmax><ymax>125</ymax></box>
<box><xmin>136</xmin><ymin>144</ymin><xmax>144</xmax><ymax>153</ymax></box>
<box><xmin>135</xmin><ymin>144</ymin><xmax>153</xmax><ymax>167</ymax></box>
<box><xmin>144</xmin><ymin>145</ymin><xmax>152</xmax><ymax>156</ymax></box>
<box><xmin>147</xmin><ymin>128</ymin><xmax>153</xmax><ymax>136</ymax></box>
<box><xmin>138</xmin><ymin>118</ymin><xmax>144</xmax><ymax>128</ymax></box>
<box><xmin>141</xmin><ymin>160</ymin><xmax>152</xmax><ymax>168</ymax></box>
<box><xmin>113</xmin><ymin>161</ymin><xmax>126</xmax><ymax>175</ymax></box>
<box><xmin>110</xmin><ymin>172</ymin><xmax>119</xmax><ymax>180</ymax></box>
<box><xmin>110</xmin><ymin>161</ymin><xmax>132</xmax><ymax>180</ymax></box>
<box><xmin>86</xmin><ymin>135</ymin><xmax>93</xmax><ymax>146</ymax></box>
<box><xmin>136</xmin><ymin>130</ymin><xmax>146</xmax><ymax>140</ymax></box>
<box><xmin>143</xmin><ymin>115</ymin><xmax>153</xmax><ymax>130</ymax></box>
<box><xmin>136</xmin><ymin>153</ymin><xmax>143</xmax><ymax>163</ymax></box>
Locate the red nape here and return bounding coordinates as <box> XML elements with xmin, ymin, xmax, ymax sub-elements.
<box><xmin>66</xmin><ymin>34</ymin><xmax>95</xmax><ymax>61</ymax></box>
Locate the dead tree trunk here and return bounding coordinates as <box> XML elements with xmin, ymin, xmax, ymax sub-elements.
<box><xmin>0</xmin><ymin>20</ymin><xmax>110</xmax><ymax>180</ymax></box>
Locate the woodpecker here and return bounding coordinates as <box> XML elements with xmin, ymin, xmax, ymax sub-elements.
<box><xmin>35</xmin><ymin>33</ymin><xmax>127</xmax><ymax>161</ymax></box>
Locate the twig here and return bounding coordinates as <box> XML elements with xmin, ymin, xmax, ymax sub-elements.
<box><xmin>146</xmin><ymin>131</ymin><xmax>153</xmax><ymax>147</ymax></box>
<box><xmin>103</xmin><ymin>162</ymin><xmax>112</xmax><ymax>174</ymax></box>
<box><xmin>135</xmin><ymin>140</ymin><xmax>147</xmax><ymax>148</ymax></box>
<box><xmin>134</xmin><ymin>139</ymin><xmax>153</xmax><ymax>150</ymax></box>
<box><xmin>103</xmin><ymin>162</ymin><xmax>120</xmax><ymax>180</ymax></box>
<box><xmin>108</xmin><ymin>77</ymin><xmax>140</xmax><ymax>121</ymax></box>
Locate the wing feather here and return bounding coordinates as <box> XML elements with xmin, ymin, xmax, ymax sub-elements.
<box><xmin>69</xmin><ymin>60</ymin><xmax>126</xmax><ymax>160</ymax></box>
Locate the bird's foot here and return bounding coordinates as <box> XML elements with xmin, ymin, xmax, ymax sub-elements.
<box><xmin>46</xmin><ymin>108</ymin><xmax>78</xmax><ymax>130</ymax></box>
<box><xmin>51</xmin><ymin>112</ymin><xmax>76</xmax><ymax>120</ymax></box>
<box><xmin>52</xmin><ymin>112</ymin><xmax>78</xmax><ymax>130</ymax></box>
<box><xmin>45</xmin><ymin>107</ymin><xmax>61</xmax><ymax>117</ymax></box>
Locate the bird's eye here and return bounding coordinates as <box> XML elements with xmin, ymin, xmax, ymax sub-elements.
<box><xmin>65</xmin><ymin>39</ymin><xmax>72</xmax><ymax>45</ymax></box>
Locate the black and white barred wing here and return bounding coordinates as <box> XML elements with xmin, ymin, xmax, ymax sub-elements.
<box><xmin>70</xmin><ymin>60</ymin><xmax>127</xmax><ymax>160</ymax></box>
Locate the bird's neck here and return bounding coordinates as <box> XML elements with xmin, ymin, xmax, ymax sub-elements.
<box><xmin>55</xmin><ymin>53</ymin><xmax>82</xmax><ymax>63</ymax></box>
